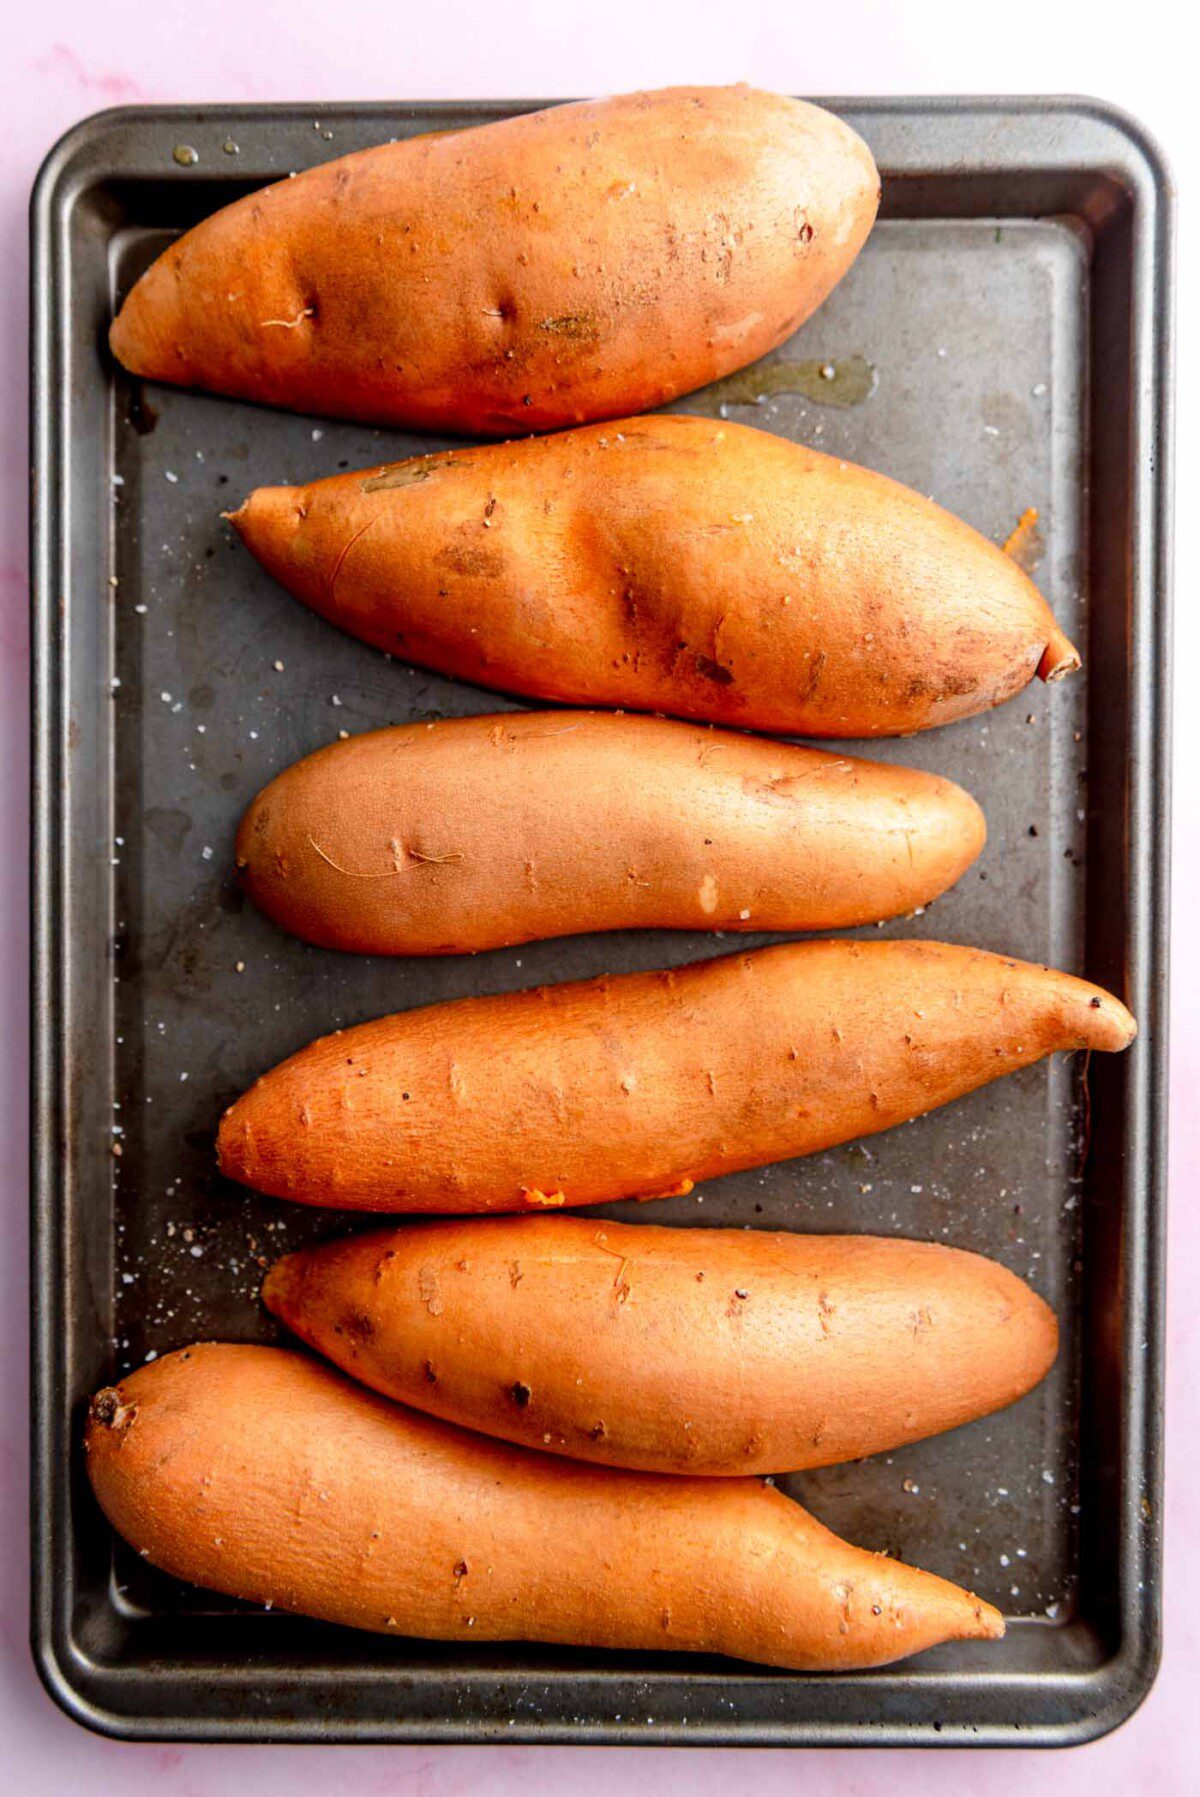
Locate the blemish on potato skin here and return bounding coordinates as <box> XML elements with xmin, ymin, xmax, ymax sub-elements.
<box><xmin>91</xmin><ymin>1388</ymin><xmax>137</xmax><ymax>1432</ymax></box>
<box><xmin>360</xmin><ymin>461</ymin><xmax>439</xmax><ymax>494</ymax></box>
<box><xmin>695</xmin><ymin>654</ymin><xmax>734</xmax><ymax>685</ymax></box>
<box><xmin>436</xmin><ymin>541</ymin><xmax>506</xmax><ymax>579</ymax></box>
<box><xmin>539</xmin><ymin>313</ymin><xmax>600</xmax><ymax>340</ymax></box>
<box><xmin>799</xmin><ymin>650</ymin><xmax>828</xmax><ymax>702</ymax></box>
<box><xmin>521</xmin><ymin>1187</ymin><xmax>567</xmax><ymax>1208</ymax></box>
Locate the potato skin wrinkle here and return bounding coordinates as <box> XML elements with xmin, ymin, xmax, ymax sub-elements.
<box><xmin>217</xmin><ymin>939</ymin><xmax>1136</xmax><ymax>1215</ymax></box>
<box><xmin>264</xmin><ymin>1217</ymin><xmax>1059</xmax><ymax>1476</ymax></box>
<box><xmin>231</xmin><ymin>416</ymin><xmax>1079</xmax><ymax>738</ymax></box>
<box><xmin>109</xmin><ymin>86</ymin><xmax>880</xmax><ymax>434</ymax></box>
<box><xmin>86</xmin><ymin>1344</ymin><xmax>1004</xmax><ymax>1671</ymax></box>
<box><xmin>236</xmin><ymin>711</ymin><xmax>986</xmax><ymax>955</ymax></box>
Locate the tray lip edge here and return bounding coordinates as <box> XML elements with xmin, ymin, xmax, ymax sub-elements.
<box><xmin>27</xmin><ymin>90</ymin><xmax>1177</xmax><ymax>210</ymax></box>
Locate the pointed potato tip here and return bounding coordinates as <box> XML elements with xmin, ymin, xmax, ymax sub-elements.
<box><xmin>1081</xmin><ymin>987</ymin><xmax>1138</xmax><ymax>1053</ymax></box>
<box><xmin>226</xmin><ymin>484</ymin><xmax>303</xmax><ymax>558</ymax></box>
<box><xmin>971</xmin><ymin>1598</ymin><xmax>1006</xmax><ymax>1641</ymax></box>
<box><xmin>223</xmin><ymin>494</ymin><xmax>256</xmax><ymax>536</ymax></box>
<box><xmin>1037</xmin><ymin>622</ymin><xmax>1081</xmax><ymax>683</ymax></box>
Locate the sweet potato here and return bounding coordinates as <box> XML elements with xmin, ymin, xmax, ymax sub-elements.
<box><xmin>86</xmin><ymin>1344</ymin><xmax>1002</xmax><ymax>1670</ymax></box>
<box><xmin>236</xmin><ymin>711</ymin><xmax>985</xmax><ymax>954</ymax></box>
<box><xmin>230</xmin><ymin>416</ymin><xmax>1079</xmax><ymax>737</ymax></box>
<box><xmin>264</xmin><ymin>1217</ymin><xmax>1058</xmax><ymax>1475</ymax></box>
<box><xmin>217</xmin><ymin>939</ymin><xmax>1134</xmax><ymax>1214</ymax></box>
<box><xmin>108</xmin><ymin>87</ymin><xmax>878</xmax><ymax>435</ymax></box>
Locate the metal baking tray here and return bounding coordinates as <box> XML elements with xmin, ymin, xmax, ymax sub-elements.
<box><xmin>30</xmin><ymin>97</ymin><xmax>1172</xmax><ymax>1746</ymax></box>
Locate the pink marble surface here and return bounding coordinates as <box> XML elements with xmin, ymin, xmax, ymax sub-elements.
<box><xmin>2</xmin><ymin>5</ymin><xmax>1194</xmax><ymax>1790</ymax></box>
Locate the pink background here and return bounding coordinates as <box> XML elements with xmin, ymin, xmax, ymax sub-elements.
<box><xmin>2</xmin><ymin>3</ymin><xmax>1194</xmax><ymax>1790</ymax></box>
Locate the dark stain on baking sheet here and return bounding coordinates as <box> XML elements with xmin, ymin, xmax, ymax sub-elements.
<box><xmin>702</xmin><ymin>352</ymin><xmax>877</xmax><ymax>411</ymax></box>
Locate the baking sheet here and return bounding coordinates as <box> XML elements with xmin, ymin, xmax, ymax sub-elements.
<box><xmin>31</xmin><ymin>97</ymin><xmax>1172</xmax><ymax>1744</ymax></box>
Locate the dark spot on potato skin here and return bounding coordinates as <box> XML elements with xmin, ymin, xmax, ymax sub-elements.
<box><xmin>436</xmin><ymin>542</ymin><xmax>507</xmax><ymax>579</ymax></box>
<box><xmin>906</xmin><ymin>668</ymin><xmax>983</xmax><ymax>702</ymax></box>
<box><xmin>510</xmin><ymin>1381</ymin><xmax>532</xmax><ymax>1408</ymax></box>
<box><xmin>799</xmin><ymin>651</ymin><xmax>827</xmax><ymax>702</ymax></box>
<box><xmin>91</xmin><ymin>1388</ymin><xmax>121</xmax><ymax>1425</ymax></box>
<box><xmin>91</xmin><ymin>1388</ymin><xmax>137</xmax><ymax>1432</ymax></box>
<box><xmin>361</xmin><ymin>456</ymin><xmax>472</xmax><ymax>493</ymax></box>
<box><xmin>538</xmin><ymin>313</ymin><xmax>601</xmax><ymax>342</ymax></box>
<box><xmin>695</xmin><ymin>654</ymin><xmax>734</xmax><ymax>685</ymax></box>
<box><xmin>941</xmin><ymin>668</ymin><xmax>989</xmax><ymax>699</ymax></box>
<box><xmin>610</xmin><ymin>430</ymin><xmax>674</xmax><ymax>450</ymax></box>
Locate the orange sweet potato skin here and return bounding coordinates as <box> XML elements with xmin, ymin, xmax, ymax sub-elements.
<box><xmin>217</xmin><ymin>939</ymin><xmax>1135</xmax><ymax>1214</ymax></box>
<box><xmin>264</xmin><ymin>1217</ymin><xmax>1058</xmax><ymax>1476</ymax></box>
<box><xmin>231</xmin><ymin>416</ymin><xmax>1079</xmax><ymax>738</ymax></box>
<box><xmin>85</xmin><ymin>1344</ymin><xmax>1002</xmax><ymax>1670</ymax></box>
<box><xmin>236</xmin><ymin>711</ymin><xmax>985</xmax><ymax>954</ymax></box>
<box><xmin>108</xmin><ymin>87</ymin><xmax>879</xmax><ymax>435</ymax></box>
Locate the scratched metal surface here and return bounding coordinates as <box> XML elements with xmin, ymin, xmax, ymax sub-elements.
<box><xmin>32</xmin><ymin>100</ymin><xmax>1170</xmax><ymax>1745</ymax></box>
